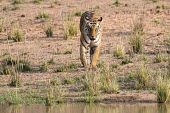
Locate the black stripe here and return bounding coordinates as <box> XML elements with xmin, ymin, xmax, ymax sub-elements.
<box><xmin>94</xmin><ymin>37</ymin><xmax>100</xmax><ymax>43</ymax></box>
<box><xmin>84</xmin><ymin>37</ymin><xmax>90</xmax><ymax>44</ymax></box>
<box><xmin>81</xmin><ymin>40</ymin><xmax>86</xmax><ymax>49</ymax></box>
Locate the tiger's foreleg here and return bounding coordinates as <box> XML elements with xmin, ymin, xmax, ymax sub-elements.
<box><xmin>80</xmin><ymin>43</ymin><xmax>89</xmax><ymax>67</ymax></box>
<box><xmin>90</xmin><ymin>44</ymin><xmax>101</xmax><ymax>68</ymax></box>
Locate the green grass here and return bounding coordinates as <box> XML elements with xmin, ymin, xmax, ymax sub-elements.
<box><xmin>50</xmin><ymin>79</ymin><xmax>61</xmax><ymax>86</ymax></box>
<box><xmin>152</xmin><ymin>20</ymin><xmax>161</xmax><ymax>24</ymax></box>
<box><xmin>53</xmin><ymin>51</ymin><xmax>62</xmax><ymax>55</ymax></box>
<box><xmin>12</xmin><ymin>0</ymin><xmax>23</xmax><ymax>5</ymax></box>
<box><xmin>74</xmin><ymin>12</ymin><xmax>83</xmax><ymax>16</ymax></box>
<box><xmin>96</xmin><ymin>62</ymin><xmax>105</xmax><ymax>68</ymax></box>
<box><xmin>150</xmin><ymin>0</ymin><xmax>160</xmax><ymax>2</ymax></box>
<box><xmin>67</xmin><ymin>62</ymin><xmax>78</xmax><ymax>69</ymax></box>
<box><xmin>39</xmin><ymin>62</ymin><xmax>49</xmax><ymax>71</ymax></box>
<box><xmin>32</xmin><ymin>0</ymin><xmax>43</xmax><ymax>4</ymax></box>
<box><xmin>95</xmin><ymin>5</ymin><xmax>100</xmax><ymax>9</ymax></box>
<box><xmin>121</xmin><ymin>58</ymin><xmax>133</xmax><ymax>65</ymax></box>
<box><xmin>36</xmin><ymin>12</ymin><xmax>51</xmax><ymax>19</ymax></box>
<box><xmin>62</xmin><ymin>76</ymin><xmax>74</xmax><ymax>85</ymax></box>
<box><xmin>64</xmin><ymin>50</ymin><xmax>73</xmax><ymax>54</ymax></box>
<box><xmin>5</xmin><ymin>91</ymin><xmax>22</xmax><ymax>104</ymax></box>
<box><xmin>155</xmin><ymin>54</ymin><xmax>165</xmax><ymax>63</ymax></box>
<box><xmin>47</xmin><ymin>58</ymin><xmax>55</xmax><ymax>65</ymax></box>
<box><xmin>3</xmin><ymin>6</ymin><xmax>10</xmax><ymax>11</ymax></box>
<box><xmin>85</xmin><ymin>96</ymin><xmax>98</xmax><ymax>103</ymax></box>
<box><xmin>110</xmin><ymin>63</ymin><xmax>119</xmax><ymax>69</ymax></box>
<box><xmin>113</xmin><ymin>0</ymin><xmax>122</xmax><ymax>7</ymax></box>
<box><xmin>11</xmin><ymin>6</ymin><xmax>20</xmax><ymax>10</ymax></box>
<box><xmin>56</xmin><ymin>66</ymin><xmax>67</xmax><ymax>72</ymax></box>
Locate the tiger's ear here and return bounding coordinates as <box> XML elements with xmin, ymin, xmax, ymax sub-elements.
<box><xmin>98</xmin><ymin>17</ymin><xmax>102</xmax><ymax>21</ymax></box>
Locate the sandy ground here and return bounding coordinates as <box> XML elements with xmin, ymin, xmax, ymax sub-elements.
<box><xmin>0</xmin><ymin>0</ymin><xmax>170</xmax><ymax>102</ymax></box>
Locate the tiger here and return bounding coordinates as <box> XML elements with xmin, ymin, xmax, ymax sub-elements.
<box><xmin>80</xmin><ymin>11</ymin><xmax>102</xmax><ymax>68</ymax></box>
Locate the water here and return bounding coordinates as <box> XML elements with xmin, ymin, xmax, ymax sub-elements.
<box><xmin>0</xmin><ymin>103</ymin><xmax>170</xmax><ymax>113</ymax></box>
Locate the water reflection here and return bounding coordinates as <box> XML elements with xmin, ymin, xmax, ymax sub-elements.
<box><xmin>0</xmin><ymin>103</ymin><xmax>170</xmax><ymax>113</ymax></box>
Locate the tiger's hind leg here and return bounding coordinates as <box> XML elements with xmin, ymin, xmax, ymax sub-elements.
<box><xmin>80</xmin><ymin>44</ymin><xmax>90</xmax><ymax>67</ymax></box>
<box><xmin>90</xmin><ymin>45</ymin><xmax>101</xmax><ymax>68</ymax></box>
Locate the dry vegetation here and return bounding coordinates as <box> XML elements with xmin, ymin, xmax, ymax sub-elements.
<box><xmin>0</xmin><ymin>0</ymin><xmax>170</xmax><ymax>105</ymax></box>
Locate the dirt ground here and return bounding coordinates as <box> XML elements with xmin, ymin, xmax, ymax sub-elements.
<box><xmin>0</xmin><ymin>0</ymin><xmax>170</xmax><ymax>103</ymax></box>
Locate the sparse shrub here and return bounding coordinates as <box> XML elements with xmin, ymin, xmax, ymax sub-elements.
<box><xmin>64</xmin><ymin>14</ymin><xmax>73</xmax><ymax>21</ymax></box>
<box><xmin>64</xmin><ymin>22</ymin><xmax>78</xmax><ymax>39</ymax></box>
<box><xmin>67</xmin><ymin>62</ymin><xmax>78</xmax><ymax>69</ymax></box>
<box><xmin>50</xmin><ymin>79</ymin><xmax>61</xmax><ymax>86</ymax></box>
<box><xmin>39</xmin><ymin>62</ymin><xmax>49</xmax><ymax>71</ymax></box>
<box><xmin>64</xmin><ymin>50</ymin><xmax>73</xmax><ymax>54</ymax></box>
<box><xmin>36</xmin><ymin>12</ymin><xmax>51</xmax><ymax>19</ymax></box>
<box><xmin>0</xmin><ymin>64</ymin><xmax>14</xmax><ymax>75</ymax></box>
<box><xmin>12</xmin><ymin>0</ymin><xmax>22</xmax><ymax>5</ymax></box>
<box><xmin>85</xmin><ymin>96</ymin><xmax>98</xmax><ymax>103</ymax></box>
<box><xmin>156</xmin><ymin>5</ymin><xmax>167</xmax><ymax>9</ymax></box>
<box><xmin>155</xmin><ymin>53</ymin><xmax>165</xmax><ymax>63</ymax></box>
<box><xmin>11</xmin><ymin>6</ymin><xmax>20</xmax><ymax>10</ymax></box>
<box><xmin>54</xmin><ymin>1</ymin><xmax>61</xmax><ymax>5</ymax></box>
<box><xmin>95</xmin><ymin>5</ymin><xmax>100</xmax><ymax>9</ymax></box>
<box><xmin>100</xmin><ymin>68</ymin><xmax>119</xmax><ymax>93</ymax></box>
<box><xmin>62</xmin><ymin>76</ymin><xmax>74</xmax><ymax>85</ymax></box>
<box><xmin>139</xmin><ymin>55</ymin><xmax>148</xmax><ymax>61</ymax></box>
<box><xmin>1</xmin><ymin>56</ymin><xmax>31</xmax><ymax>73</ymax></box>
<box><xmin>150</xmin><ymin>0</ymin><xmax>160</xmax><ymax>2</ymax></box>
<box><xmin>129</xmin><ymin>34</ymin><xmax>143</xmax><ymax>53</ymax></box>
<box><xmin>16</xmin><ymin>60</ymin><xmax>32</xmax><ymax>72</ymax></box>
<box><xmin>32</xmin><ymin>0</ymin><xmax>43</xmax><ymax>4</ymax></box>
<box><xmin>152</xmin><ymin>20</ymin><xmax>161</xmax><ymax>24</ymax></box>
<box><xmin>10</xmin><ymin>72</ymin><xmax>21</xmax><ymax>87</ymax></box>
<box><xmin>132</xmin><ymin>66</ymin><xmax>150</xmax><ymax>89</ymax></box>
<box><xmin>56</xmin><ymin>66</ymin><xmax>67</xmax><ymax>72</ymax></box>
<box><xmin>96</xmin><ymin>62</ymin><xmax>105</xmax><ymax>68</ymax></box>
<box><xmin>9</xmin><ymin>29</ymin><xmax>23</xmax><ymax>42</ymax></box>
<box><xmin>53</xmin><ymin>51</ymin><xmax>62</xmax><ymax>55</ymax></box>
<box><xmin>156</xmin><ymin>78</ymin><xmax>170</xmax><ymax>103</ymax></box>
<box><xmin>82</xmin><ymin>70</ymin><xmax>101</xmax><ymax>96</ymax></box>
<box><xmin>132</xmin><ymin>16</ymin><xmax>145</xmax><ymax>36</ymax></box>
<box><xmin>164</xmin><ymin>36</ymin><xmax>170</xmax><ymax>48</ymax></box>
<box><xmin>113</xmin><ymin>45</ymin><xmax>125</xmax><ymax>57</ymax></box>
<box><xmin>110</xmin><ymin>63</ymin><xmax>119</xmax><ymax>69</ymax></box>
<box><xmin>45</xmin><ymin>85</ymin><xmax>54</xmax><ymax>106</ymax></box>
<box><xmin>55</xmin><ymin>88</ymin><xmax>64</xmax><ymax>103</ymax></box>
<box><xmin>0</xmin><ymin>22</ymin><xmax>3</xmax><ymax>32</ymax></box>
<box><xmin>113</xmin><ymin>0</ymin><xmax>122</xmax><ymax>7</ymax></box>
<box><xmin>121</xmin><ymin>58</ymin><xmax>132</xmax><ymax>65</ymax></box>
<box><xmin>45</xmin><ymin>25</ymin><xmax>53</xmax><ymax>37</ymax></box>
<box><xmin>47</xmin><ymin>58</ymin><xmax>55</xmax><ymax>65</ymax></box>
<box><xmin>74</xmin><ymin>12</ymin><xmax>83</xmax><ymax>16</ymax></box>
<box><xmin>3</xmin><ymin>6</ymin><xmax>10</xmax><ymax>11</ymax></box>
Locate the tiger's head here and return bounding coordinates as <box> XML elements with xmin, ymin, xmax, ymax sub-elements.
<box><xmin>82</xmin><ymin>12</ymin><xmax>102</xmax><ymax>40</ymax></box>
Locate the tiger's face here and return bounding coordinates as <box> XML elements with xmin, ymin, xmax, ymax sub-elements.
<box><xmin>84</xmin><ymin>14</ymin><xmax>102</xmax><ymax>40</ymax></box>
